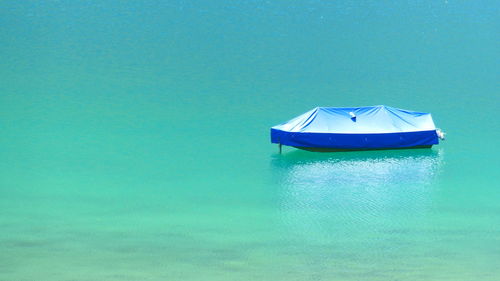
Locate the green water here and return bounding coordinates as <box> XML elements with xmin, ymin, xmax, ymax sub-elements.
<box><xmin>1</xmin><ymin>1</ymin><xmax>499</xmax><ymax>280</ymax></box>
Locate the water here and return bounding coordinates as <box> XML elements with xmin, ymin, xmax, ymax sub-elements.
<box><xmin>1</xmin><ymin>1</ymin><xmax>499</xmax><ymax>280</ymax></box>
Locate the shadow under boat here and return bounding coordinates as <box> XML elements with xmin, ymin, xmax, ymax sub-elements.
<box><xmin>292</xmin><ymin>145</ymin><xmax>432</xmax><ymax>152</ymax></box>
<box><xmin>272</xmin><ymin>146</ymin><xmax>440</xmax><ymax>167</ymax></box>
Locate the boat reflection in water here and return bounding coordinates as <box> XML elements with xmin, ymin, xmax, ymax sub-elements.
<box><xmin>270</xmin><ymin>149</ymin><xmax>444</xmax><ymax>260</ymax></box>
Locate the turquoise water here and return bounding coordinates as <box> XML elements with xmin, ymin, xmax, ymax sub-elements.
<box><xmin>1</xmin><ymin>1</ymin><xmax>499</xmax><ymax>280</ymax></box>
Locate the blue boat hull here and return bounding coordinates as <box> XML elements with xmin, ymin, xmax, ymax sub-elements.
<box><xmin>271</xmin><ymin>128</ymin><xmax>439</xmax><ymax>150</ymax></box>
<box><xmin>293</xmin><ymin>145</ymin><xmax>432</xmax><ymax>152</ymax></box>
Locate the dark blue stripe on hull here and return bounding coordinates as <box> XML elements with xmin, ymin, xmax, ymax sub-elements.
<box><xmin>271</xmin><ymin>129</ymin><xmax>439</xmax><ymax>149</ymax></box>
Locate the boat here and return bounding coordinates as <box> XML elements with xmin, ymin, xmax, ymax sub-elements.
<box><xmin>271</xmin><ymin>105</ymin><xmax>445</xmax><ymax>152</ymax></box>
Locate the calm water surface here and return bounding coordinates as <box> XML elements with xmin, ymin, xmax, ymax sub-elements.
<box><xmin>1</xmin><ymin>1</ymin><xmax>499</xmax><ymax>280</ymax></box>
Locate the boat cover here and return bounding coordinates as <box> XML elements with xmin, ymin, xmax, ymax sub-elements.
<box><xmin>271</xmin><ymin>105</ymin><xmax>439</xmax><ymax>149</ymax></box>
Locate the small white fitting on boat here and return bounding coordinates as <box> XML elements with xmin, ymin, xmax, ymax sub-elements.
<box><xmin>436</xmin><ymin>128</ymin><xmax>445</xmax><ymax>140</ymax></box>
